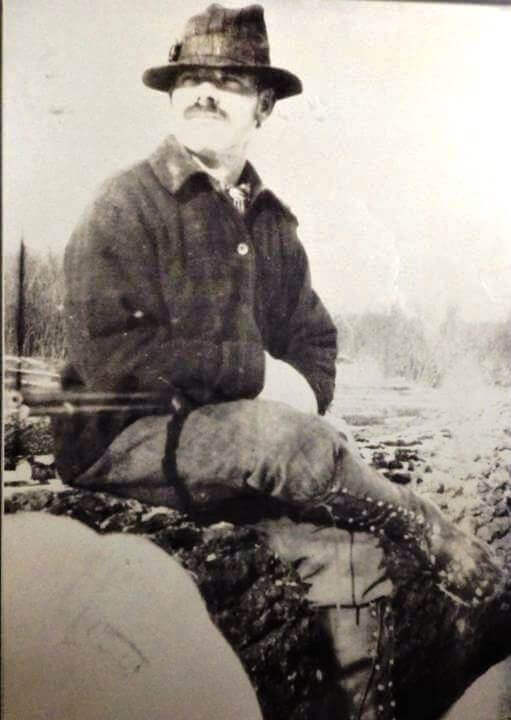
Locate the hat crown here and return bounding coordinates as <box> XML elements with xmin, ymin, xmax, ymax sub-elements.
<box><xmin>176</xmin><ymin>4</ymin><xmax>271</xmax><ymax>67</ymax></box>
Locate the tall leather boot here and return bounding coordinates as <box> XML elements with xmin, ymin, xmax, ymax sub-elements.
<box><xmin>307</xmin><ymin>442</ymin><xmax>501</xmax><ymax>607</ymax></box>
<box><xmin>311</xmin><ymin>596</ymin><xmax>397</xmax><ymax>720</ymax></box>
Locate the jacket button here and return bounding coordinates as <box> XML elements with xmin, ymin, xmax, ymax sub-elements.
<box><xmin>237</xmin><ymin>242</ymin><xmax>249</xmax><ymax>256</ymax></box>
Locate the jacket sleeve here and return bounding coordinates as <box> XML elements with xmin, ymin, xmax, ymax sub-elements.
<box><xmin>267</xmin><ymin>229</ymin><xmax>337</xmax><ymax>415</ymax></box>
<box><xmin>64</xmin><ymin>175</ymin><xmax>257</xmax><ymax>406</ymax></box>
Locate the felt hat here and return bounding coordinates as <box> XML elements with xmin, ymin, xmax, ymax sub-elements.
<box><xmin>142</xmin><ymin>3</ymin><xmax>302</xmax><ymax>100</ymax></box>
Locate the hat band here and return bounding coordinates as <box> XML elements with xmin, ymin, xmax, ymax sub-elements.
<box><xmin>175</xmin><ymin>53</ymin><xmax>269</xmax><ymax>68</ymax></box>
<box><xmin>180</xmin><ymin>32</ymin><xmax>269</xmax><ymax>66</ymax></box>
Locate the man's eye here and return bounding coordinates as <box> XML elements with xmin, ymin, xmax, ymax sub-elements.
<box><xmin>176</xmin><ymin>75</ymin><xmax>198</xmax><ymax>88</ymax></box>
<box><xmin>220</xmin><ymin>77</ymin><xmax>244</xmax><ymax>91</ymax></box>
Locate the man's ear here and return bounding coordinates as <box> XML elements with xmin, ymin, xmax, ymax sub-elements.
<box><xmin>255</xmin><ymin>88</ymin><xmax>275</xmax><ymax>126</ymax></box>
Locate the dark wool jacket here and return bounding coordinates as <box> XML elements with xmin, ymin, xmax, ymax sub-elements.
<box><xmin>53</xmin><ymin>136</ymin><xmax>337</xmax><ymax>480</ymax></box>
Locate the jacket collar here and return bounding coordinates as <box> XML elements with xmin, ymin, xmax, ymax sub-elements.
<box><xmin>148</xmin><ymin>134</ymin><xmax>273</xmax><ymax>207</ymax></box>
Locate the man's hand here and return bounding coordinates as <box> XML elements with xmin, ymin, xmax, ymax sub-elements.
<box><xmin>259</xmin><ymin>352</ymin><xmax>317</xmax><ymax>414</ymax></box>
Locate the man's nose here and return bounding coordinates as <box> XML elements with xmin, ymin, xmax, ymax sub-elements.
<box><xmin>195</xmin><ymin>80</ymin><xmax>220</xmax><ymax>104</ymax></box>
<box><xmin>197</xmin><ymin>95</ymin><xmax>217</xmax><ymax>109</ymax></box>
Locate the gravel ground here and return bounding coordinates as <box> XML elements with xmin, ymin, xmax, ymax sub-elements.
<box><xmin>328</xmin><ymin>371</ymin><xmax>511</xmax><ymax>576</ymax></box>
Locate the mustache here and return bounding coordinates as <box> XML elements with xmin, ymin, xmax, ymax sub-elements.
<box><xmin>184</xmin><ymin>102</ymin><xmax>227</xmax><ymax>121</ymax></box>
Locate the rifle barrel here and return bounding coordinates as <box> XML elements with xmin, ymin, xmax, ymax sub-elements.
<box><xmin>20</xmin><ymin>390</ymin><xmax>161</xmax><ymax>405</ymax></box>
<box><xmin>24</xmin><ymin>403</ymin><xmax>165</xmax><ymax>416</ymax></box>
<box><xmin>5</xmin><ymin>389</ymin><xmax>168</xmax><ymax>418</ymax></box>
<box><xmin>5</xmin><ymin>367</ymin><xmax>61</xmax><ymax>380</ymax></box>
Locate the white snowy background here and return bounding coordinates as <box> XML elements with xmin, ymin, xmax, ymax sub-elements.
<box><xmin>4</xmin><ymin>0</ymin><xmax>511</xmax><ymax>325</ymax></box>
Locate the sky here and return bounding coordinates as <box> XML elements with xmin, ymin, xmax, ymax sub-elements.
<box><xmin>4</xmin><ymin>0</ymin><xmax>511</xmax><ymax>325</ymax></box>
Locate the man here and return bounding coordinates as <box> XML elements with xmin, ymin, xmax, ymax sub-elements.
<box><xmin>53</xmin><ymin>5</ymin><xmax>501</xmax><ymax>719</ymax></box>
<box><xmin>54</xmin><ymin>3</ymin><xmax>336</xmax><ymax>486</ymax></box>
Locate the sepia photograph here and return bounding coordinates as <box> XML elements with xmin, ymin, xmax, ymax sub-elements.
<box><xmin>3</xmin><ymin>1</ymin><xmax>511</xmax><ymax>719</ymax></box>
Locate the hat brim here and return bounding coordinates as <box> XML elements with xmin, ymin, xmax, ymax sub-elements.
<box><xmin>142</xmin><ymin>63</ymin><xmax>302</xmax><ymax>100</ymax></box>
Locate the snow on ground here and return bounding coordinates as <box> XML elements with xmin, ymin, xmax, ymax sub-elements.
<box><xmin>329</xmin><ymin>361</ymin><xmax>511</xmax><ymax>536</ymax></box>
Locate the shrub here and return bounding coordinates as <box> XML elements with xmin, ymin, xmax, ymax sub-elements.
<box><xmin>4</xmin><ymin>245</ymin><xmax>66</xmax><ymax>360</ymax></box>
<box><xmin>335</xmin><ymin>305</ymin><xmax>510</xmax><ymax>387</ymax></box>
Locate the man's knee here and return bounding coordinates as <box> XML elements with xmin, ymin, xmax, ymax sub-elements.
<box><xmin>177</xmin><ymin>399</ymin><xmax>344</xmax><ymax>507</ymax></box>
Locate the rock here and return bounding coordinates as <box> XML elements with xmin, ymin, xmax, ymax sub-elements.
<box><xmin>372</xmin><ymin>451</ymin><xmax>389</xmax><ymax>469</ymax></box>
<box><xmin>475</xmin><ymin>509</ymin><xmax>495</xmax><ymax>530</ymax></box>
<box><xmin>382</xmin><ymin>439</ymin><xmax>422</xmax><ymax>447</ymax></box>
<box><xmin>493</xmin><ymin>501</ymin><xmax>509</xmax><ymax>519</ymax></box>
<box><xmin>4</xmin><ymin>456</ymin><xmax>16</xmax><ymax>471</ymax></box>
<box><xmin>395</xmin><ymin>448</ymin><xmax>421</xmax><ymax>463</ymax></box>
<box><xmin>383</xmin><ymin>472</ymin><xmax>412</xmax><ymax>485</ymax></box>
<box><xmin>488</xmin><ymin>489</ymin><xmax>506</xmax><ymax>512</ymax></box>
<box><xmin>343</xmin><ymin>414</ymin><xmax>385</xmax><ymax>426</ymax></box>
<box><xmin>4</xmin><ymin>418</ymin><xmax>55</xmax><ymax>459</ymax></box>
<box><xmin>476</xmin><ymin>526</ymin><xmax>493</xmax><ymax>544</ymax></box>
<box><xmin>488</xmin><ymin>518</ymin><xmax>511</xmax><ymax>543</ymax></box>
<box><xmin>29</xmin><ymin>458</ymin><xmax>56</xmax><ymax>482</ymax></box>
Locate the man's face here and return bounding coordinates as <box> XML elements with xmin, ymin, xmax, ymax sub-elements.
<box><xmin>169</xmin><ymin>68</ymin><xmax>265</xmax><ymax>157</ymax></box>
